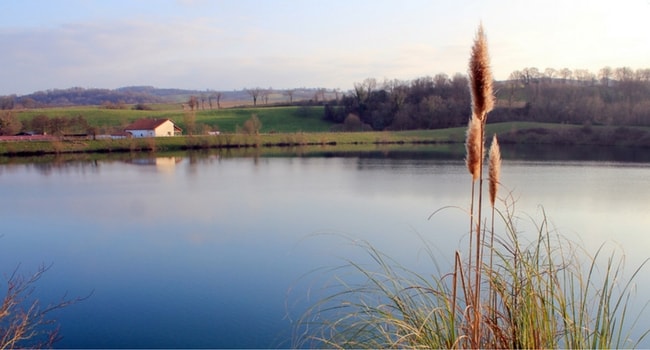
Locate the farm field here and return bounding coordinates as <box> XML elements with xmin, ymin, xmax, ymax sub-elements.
<box><xmin>16</xmin><ymin>104</ymin><xmax>332</xmax><ymax>134</ymax></box>
<box><xmin>4</xmin><ymin>103</ymin><xmax>650</xmax><ymax>157</ymax></box>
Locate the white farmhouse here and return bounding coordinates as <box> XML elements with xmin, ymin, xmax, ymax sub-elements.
<box><xmin>124</xmin><ymin>118</ymin><xmax>182</xmax><ymax>138</ymax></box>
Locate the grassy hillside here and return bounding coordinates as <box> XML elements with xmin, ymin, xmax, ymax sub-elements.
<box><xmin>193</xmin><ymin>106</ymin><xmax>332</xmax><ymax>133</ymax></box>
<box><xmin>5</xmin><ymin>102</ymin><xmax>650</xmax><ymax>157</ymax></box>
<box><xmin>16</xmin><ymin>105</ymin><xmax>331</xmax><ymax>133</ymax></box>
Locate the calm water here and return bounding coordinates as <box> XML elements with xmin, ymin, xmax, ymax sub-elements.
<box><xmin>1</xmin><ymin>145</ymin><xmax>649</xmax><ymax>348</ymax></box>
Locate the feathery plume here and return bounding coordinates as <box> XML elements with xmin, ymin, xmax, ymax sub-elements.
<box><xmin>488</xmin><ymin>134</ymin><xmax>501</xmax><ymax>207</ymax></box>
<box><xmin>465</xmin><ymin>114</ymin><xmax>482</xmax><ymax>181</ymax></box>
<box><xmin>469</xmin><ymin>24</ymin><xmax>494</xmax><ymax>121</ymax></box>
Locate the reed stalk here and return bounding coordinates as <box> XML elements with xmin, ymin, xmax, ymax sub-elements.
<box><xmin>464</xmin><ymin>114</ymin><xmax>482</xmax><ymax>271</ymax></box>
<box><xmin>294</xmin><ymin>23</ymin><xmax>649</xmax><ymax>350</ymax></box>
<box><xmin>487</xmin><ymin>134</ymin><xmax>501</xmax><ymax>323</ymax></box>
<box><xmin>467</xmin><ymin>23</ymin><xmax>494</xmax><ymax>347</ymax></box>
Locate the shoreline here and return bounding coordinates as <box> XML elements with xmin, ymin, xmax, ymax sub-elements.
<box><xmin>1</xmin><ymin>123</ymin><xmax>649</xmax><ymax>158</ymax></box>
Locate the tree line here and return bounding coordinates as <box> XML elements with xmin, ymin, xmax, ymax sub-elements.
<box><xmin>325</xmin><ymin>66</ymin><xmax>650</xmax><ymax>130</ymax></box>
<box><xmin>0</xmin><ymin>87</ymin><xmax>165</xmax><ymax>109</ymax></box>
<box><xmin>0</xmin><ymin>112</ymin><xmax>97</xmax><ymax>136</ymax></box>
<box><xmin>324</xmin><ymin>75</ymin><xmax>471</xmax><ymax>130</ymax></box>
<box><xmin>495</xmin><ymin>66</ymin><xmax>650</xmax><ymax>126</ymax></box>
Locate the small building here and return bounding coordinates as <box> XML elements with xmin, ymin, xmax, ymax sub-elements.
<box><xmin>124</xmin><ymin>118</ymin><xmax>182</xmax><ymax>138</ymax></box>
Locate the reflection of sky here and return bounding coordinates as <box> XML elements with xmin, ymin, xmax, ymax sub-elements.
<box><xmin>1</xmin><ymin>156</ymin><xmax>649</xmax><ymax>348</ymax></box>
<box><xmin>502</xmin><ymin>161</ymin><xmax>650</xmax><ymax>266</ymax></box>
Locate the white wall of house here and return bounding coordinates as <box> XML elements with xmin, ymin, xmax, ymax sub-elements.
<box><xmin>128</xmin><ymin>129</ymin><xmax>156</xmax><ymax>138</ymax></box>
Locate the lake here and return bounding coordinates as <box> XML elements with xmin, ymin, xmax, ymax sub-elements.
<box><xmin>1</xmin><ymin>144</ymin><xmax>649</xmax><ymax>348</ymax></box>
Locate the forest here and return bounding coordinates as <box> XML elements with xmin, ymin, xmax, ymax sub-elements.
<box><xmin>326</xmin><ymin>66</ymin><xmax>650</xmax><ymax>130</ymax></box>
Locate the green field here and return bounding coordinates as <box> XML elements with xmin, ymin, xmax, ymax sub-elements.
<box><xmin>5</xmin><ymin>103</ymin><xmax>650</xmax><ymax>157</ymax></box>
<box><xmin>16</xmin><ymin>105</ymin><xmax>332</xmax><ymax>133</ymax></box>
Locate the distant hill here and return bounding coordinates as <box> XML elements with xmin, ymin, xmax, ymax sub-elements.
<box><xmin>8</xmin><ymin>87</ymin><xmax>165</xmax><ymax>108</ymax></box>
<box><xmin>1</xmin><ymin>86</ymin><xmax>335</xmax><ymax>108</ymax></box>
<box><xmin>114</xmin><ymin>86</ymin><xmax>252</xmax><ymax>102</ymax></box>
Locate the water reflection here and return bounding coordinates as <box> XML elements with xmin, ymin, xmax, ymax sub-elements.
<box><xmin>2</xmin><ymin>143</ymin><xmax>650</xmax><ymax>176</ymax></box>
<box><xmin>125</xmin><ymin>156</ymin><xmax>183</xmax><ymax>173</ymax></box>
<box><xmin>502</xmin><ymin>143</ymin><xmax>650</xmax><ymax>163</ymax></box>
<box><xmin>0</xmin><ymin>145</ymin><xmax>649</xmax><ymax>348</ymax></box>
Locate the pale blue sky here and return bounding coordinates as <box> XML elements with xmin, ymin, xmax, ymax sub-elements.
<box><xmin>1</xmin><ymin>0</ymin><xmax>649</xmax><ymax>95</ymax></box>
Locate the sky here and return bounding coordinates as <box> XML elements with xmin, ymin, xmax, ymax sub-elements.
<box><xmin>1</xmin><ymin>0</ymin><xmax>649</xmax><ymax>96</ymax></box>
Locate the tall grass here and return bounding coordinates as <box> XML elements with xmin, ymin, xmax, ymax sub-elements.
<box><xmin>293</xmin><ymin>24</ymin><xmax>649</xmax><ymax>349</ymax></box>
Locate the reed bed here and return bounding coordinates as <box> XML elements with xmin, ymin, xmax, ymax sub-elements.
<box><xmin>293</xmin><ymin>25</ymin><xmax>649</xmax><ymax>349</ymax></box>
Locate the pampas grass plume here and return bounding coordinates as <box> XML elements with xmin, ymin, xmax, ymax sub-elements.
<box><xmin>465</xmin><ymin>114</ymin><xmax>482</xmax><ymax>181</ymax></box>
<box><xmin>488</xmin><ymin>134</ymin><xmax>501</xmax><ymax>207</ymax></box>
<box><xmin>469</xmin><ymin>24</ymin><xmax>494</xmax><ymax>121</ymax></box>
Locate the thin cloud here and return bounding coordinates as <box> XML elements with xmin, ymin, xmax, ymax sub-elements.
<box><xmin>1</xmin><ymin>0</ymin><xmax>649</xmax><ymax>95</ymax></box>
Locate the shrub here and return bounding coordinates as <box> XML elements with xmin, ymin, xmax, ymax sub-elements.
<box><xmin>132</xmin><ymin>103</ymin><xmax>152</xmax><ymax>111</ymax></box>
<box><xmin>343</xmin><ymin>113</ymin><xmax>372</xmax><ymax>132</ymax></box>
<box><xmin>242</xmin><ymin>114</ymin><xmax>262</xmax><ymax>135</ymax></box>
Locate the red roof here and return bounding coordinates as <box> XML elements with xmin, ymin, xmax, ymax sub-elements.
<box><xmin>124</xmin><ymin>118</ymin><xmax>181</xmax><ymax>131</ymax></box>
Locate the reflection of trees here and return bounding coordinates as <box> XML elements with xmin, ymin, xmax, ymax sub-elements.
<box><xmin>1</xmin><ymin>155</ymin><xmax>113</xmax><ymax>176</ymax></box>
<box><xmin>24</xmin><ymin>158</ymin><xmax>101</xmax><ymax>176</ymax></box>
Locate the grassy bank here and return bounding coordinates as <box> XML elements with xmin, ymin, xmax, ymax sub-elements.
<box><xmin>2</xmin><ymin>122</ymin><xmax>650</xmax><ymax>157</ymax></box>
<box><xmin>0</xmin><ymin>129</ymin><xmax>455</xmax><ymax>156</ymax></box>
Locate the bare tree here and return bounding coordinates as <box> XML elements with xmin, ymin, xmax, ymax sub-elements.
<box><xmin>543</xmin><ymin>68</ymin><xmax>557</xmax><ymax>83</ymax></box>
<box><xmin>30</xmin><ymin>114</ymin><xmax>50</xmax><ymax>134</ymax></box>
<box><xmin>636</xmin><ymin>68</ymin><xmax>650</xmax><ymax>81</ymax></box>
<box><xmin>200</xmin><ymin>93</ymin><xmax>207</xmax><ymax>110</ymax></box>
<box><xmin>0</xmin><ymin>95</ymin><xmax>16</xmax><ymax>110</ymax></box>
<box><xmin>49</xmin><ymin>117</ymin><xmax>67</xmax><ymax>137</ymax></box>
<box><xmin>215</xmin><ymin>92</ymin><xmax>222</xmax><ymax>109</ymax></box>
<box><xmin>245</xmin><ymin>87</ymin><xmax>263</xmax><ymax>106</ymax></box>
<box><xmin>508</xmin><ymin>70</ymin><xmax>523</xmax><ymax>83</ymax></box>
<box><xmin>559</xmin><ymin>68</ymin><xmax>573</xmax><ymax>83</ymax></box>
<box><xmin>284</xmin><ymin>89</ymin><xmax>295</xmax><ymax>104</ymax></box>
<box><xmin>433</xmin><ymin>73</ymin><xmax>450</xmax><ymax>88</ymax></box>
<box><xmin>187</xmin><ymin>96</ymin><xmax>199</xmax><ymax>111</ymax></box>
<box><xmin>312</xmin><ymin>88</ymin><xmax>326</xmax><ymax>103</ymax></box>
<box><xmin>1</xmin><ymin>264</ymin><xmax>87</xmax><ymax>349</ymax></box>
<box><xmin>599</xmin><ymin>66</ymin><xmax>613</xmax><ymax>86</ymax></box>
<box><xmin>183</xmin><ymin>110</ymin><xmax>196</xmax><ymax>136</ymax></box>
<box><xmin>389</xmin><ymin>84</ymin><xmax>407</xmax><ymax>111</ymax></box>
<box><xmin>450</xmin><ymin>73</ymin><xmax>469</xmax><ymax>100</ymax></box>
<box><xmin>614</xmin><ymin>66</ymin><xmax>634</xmax><ymax>81</ymax></box>
<box><xmin>261</xmin><ymin>88</ymin><xmax>272</xmax><ymax>105</ymax></box>
<box><xmin>353</xmin><ymin>78</ymin><xmax>377</xmax><ymax>104</ymax></box>
<box><xmin>574</xmin><ymin>69</ymin><xmax>595</xmax><ymax>85</ymax></box>
<box><xmin>521</xmin><ymin>67</ymin><xmax>541</xmax><ymax>84</ymax></box>
<box><xmin>0</xmin><ymin>111</ymin><xmax>22</xmax><ymax>135</ymax></box>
